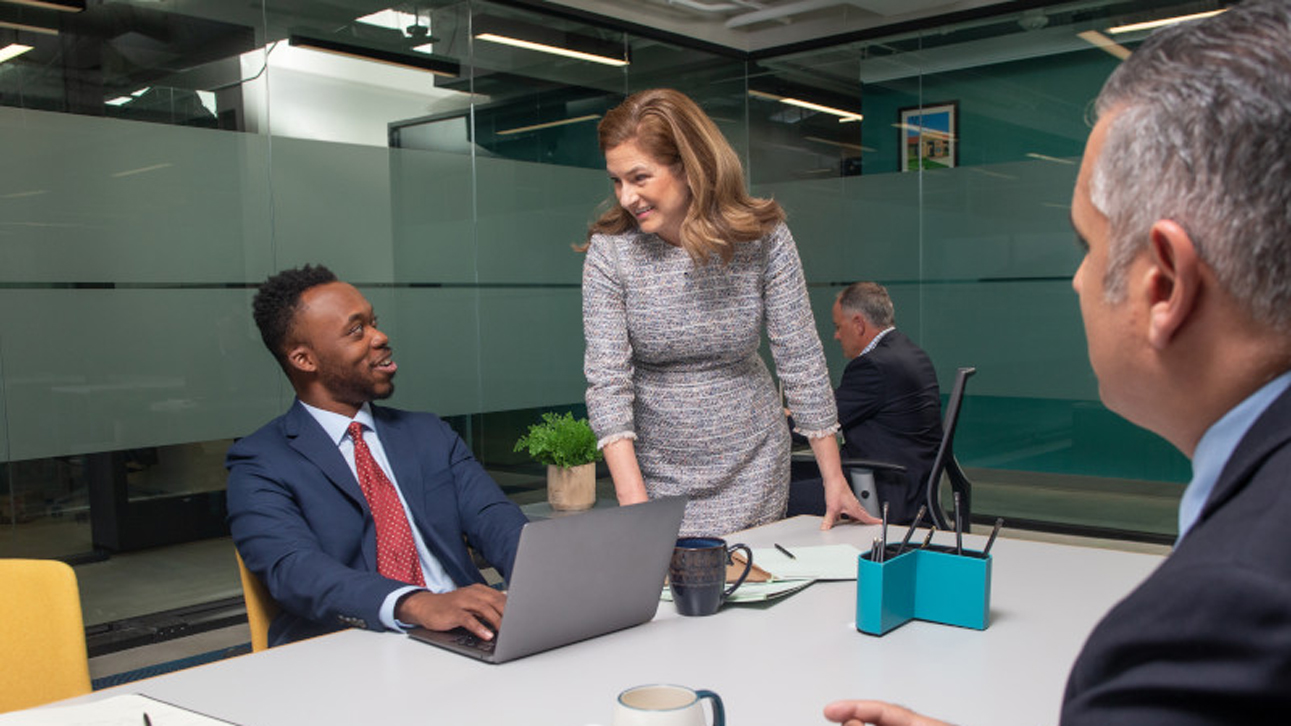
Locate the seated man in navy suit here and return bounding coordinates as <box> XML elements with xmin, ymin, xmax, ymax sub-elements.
<box><xmin>826</xmin><ymin>3</ymin><xmax>1291</xmax><ymax>724</ymax></box>
<box><xmin>789</xmin><ymin>282</ymin><xmax>942</xmax><ymax>524</ymax></box>
<box><xmin>227</xmin><ymin>265</ymin><xmax>527</xmax><ymax>647</ymax></box>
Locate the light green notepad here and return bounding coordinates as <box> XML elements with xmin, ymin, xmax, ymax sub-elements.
<box><xmin>751</xmin><ymin>544</ymin><xmax>862</xmax><ymax>581</ymax></box>
<box><xmin>661</xmin><ymin>578</ymin><xmax>815</xmax><ymax>604</ymax></box>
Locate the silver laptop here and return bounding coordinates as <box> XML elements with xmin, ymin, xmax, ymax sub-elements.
<box><xmin>408</xmin><ymin>495</ymin><xmax>686</xmax><ymax>664</ymax></box>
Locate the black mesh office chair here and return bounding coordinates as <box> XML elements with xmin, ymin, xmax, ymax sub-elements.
<box><xmin>788</xmin><ymin>366</ymin><xmax>975</xmax><ymax>529</ymax></box>
<box><xmin>920</xmin><ymin>366</ymin><xmax>975</xmax><ymax>530</ymax></box>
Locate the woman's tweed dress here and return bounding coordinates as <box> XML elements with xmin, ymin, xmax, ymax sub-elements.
<box><xmin>582</xmin><ymin>221</ymin><xmax>838</xmax><ymax>537</ymax></box>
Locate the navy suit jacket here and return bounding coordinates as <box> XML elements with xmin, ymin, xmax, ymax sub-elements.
<box><xmin>836</xmin><ymin>330</ymin><xmax>943</xmax><ymax>523</ymax></box>
<box><xmin>226</xmin><ymin>401</ymin><xmax>527</xmax><ymax>647</ymax></box>
<box><xmin>1062</xmin><ymin>382</ymin><xmax>1291</xmax><ymax>724</ymax></box>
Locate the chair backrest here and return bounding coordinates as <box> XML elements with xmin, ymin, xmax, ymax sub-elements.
<box><xmin>925</xmin><ymin>367</ymin><xmax>976</xmax><ymax>530</ymax></box>
<box><xmin>0</xmin><ymin>559</ymin><xmax>91</xmax><ymax>713</ymax></box>
<box><xmin>236</xmin><ymin>551</ymin><xmax>280</xmax><ymax>652</ymax></box>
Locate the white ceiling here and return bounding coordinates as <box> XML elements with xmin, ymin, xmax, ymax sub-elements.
<box><xmin>541</xmin><ymin>0</ymin><xmax>1014</xmax><ymax>52</ymax></box>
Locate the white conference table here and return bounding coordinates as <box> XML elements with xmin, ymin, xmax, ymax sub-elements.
<box><xmin>72</xmin><ymin>516</ymin><xmax>1162</xmax><ymax>726</ymax></box>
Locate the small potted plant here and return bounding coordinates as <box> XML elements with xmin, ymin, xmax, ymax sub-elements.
<box><xmin>513</xmin><ymin>411</ymin><xmax>604</xmax><ymax>511</ymax></box>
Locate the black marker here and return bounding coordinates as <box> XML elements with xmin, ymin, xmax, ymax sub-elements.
<box><xmin>982</xmin><ymin>517</ymin><xmax>1005</xmax><ymax>557</ymax></box>
<box><xmin>894</xmin><ymin>505</ymin><xmax>927</xmax><ymax>556</ymax></box>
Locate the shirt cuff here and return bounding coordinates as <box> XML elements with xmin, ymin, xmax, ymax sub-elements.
<box><xmin>381</xmin><ymin>585</ymin><xmax>424</xmax><ymax>631</ymax></box>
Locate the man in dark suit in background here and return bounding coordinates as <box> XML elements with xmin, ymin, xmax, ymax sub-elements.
<box><xmin>227</xmin><ymin>265</ymin><xmax>527</xmax><ymax>647</ymax></box>
<box><xmin>830</xmin><ymin>282</ymin><xmax>942</xmax><ymax>524</ymax></box>
<box><xmin>789</xmin><ymin>282</ymin><xmax>942</xmax><ymax>524</ymax></box>
<box><xmin>825</xmin><ymin>3</ymin><xmax>1291</xmax><ymax>724</ymax></box>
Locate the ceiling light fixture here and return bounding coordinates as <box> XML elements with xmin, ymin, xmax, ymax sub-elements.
<box><xmin>0</xmin><ymin>19</ymin><xmax>58</xmax><ymax>35</ymax></box>
<box><xmin>288</xmin><ymin>34</ymin><xmax>459</xmax><ymax>77</ymax></box>
<box><xmin>475</xmin><ymin>33</ymin><xmax>627</xmax><ymax>67</ymax></box>
<box><xmin>472</xmin><ymin>15</ymin><xmax>627</xmax><ymax>67</ymax></box>
<box><xmin>0</xmin><ymin>0</ymin><xmax>83</xmax><ymax>10</ymax></box>
<box><xmin>1109</xmin><ymin>9</ymin><xmax>1226</xmax><ymax>34</ymax></box>
<box><xmin>749</xmin><ymin>89</ymin><xmax>863</xmax><ymax>123</ymax></box>
<box><xmin>105</xmin><ymin>96</ymin><xmax>133</xmax><ymax>106</ymax></box>
<box><xmin>497</xmin><ymin>114</ymin><xmax>601</xmax><ymax>136</ymax></box>
<box><xmin>0</xmin><ymin>43</ymin><xmax>32</xmax><ymax>63</ymax></box>
<box><xmin>1076</xmin><ymin>30</ymin><xmax>1132</xmax><ymax>60</ymax></box>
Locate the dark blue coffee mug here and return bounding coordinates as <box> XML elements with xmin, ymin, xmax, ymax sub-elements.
<box><xmin>668</xmin><ymin>537</ymin><xmax>753</xmax><ymax>616</ymax></box>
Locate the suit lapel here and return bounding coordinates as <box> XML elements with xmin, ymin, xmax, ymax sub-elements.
<box><xmin>1199</xmin><ymin>383</ymin><xmax>1291</xmax><ymax>525</ymax></box>
<box><xmin>283</xmin><ymin>401</ymin><xmax>369</xmax><ymax>513</ymax></box>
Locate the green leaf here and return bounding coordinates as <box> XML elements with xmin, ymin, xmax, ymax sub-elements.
<box><xmin>513</xmin><ymin>411</ymin><xmax>604</xmax><ymax>468</ymax></box>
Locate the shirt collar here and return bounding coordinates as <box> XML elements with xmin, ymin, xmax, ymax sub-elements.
<box><xmin>860</xmin><ymin>326</ymin><xmax>896</xmax><ymax>358</ymax></box>
<box><xmin>299</xmin><ymin>400</ymin><xmax>376</xmax><ymax>446</ymax></box>
<box><xmin>1178</xmin><ymin>370</ymin><xmax>1291</xmax><ymax>542</ymax></box>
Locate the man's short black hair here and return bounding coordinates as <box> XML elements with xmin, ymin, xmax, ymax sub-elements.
<box><xmin>252</xmin><ymin>264</ymin><xmax>338</xmax><ymax>365</ymax></box>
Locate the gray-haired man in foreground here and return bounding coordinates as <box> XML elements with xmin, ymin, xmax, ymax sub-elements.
<box><xmin>826</xmin><ymin>2</ymin><xmax>1291</xmax><ymax>724</ymax></box>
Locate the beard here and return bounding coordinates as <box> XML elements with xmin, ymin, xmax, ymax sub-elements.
<box><xmin>318</xmin><ymin>363</ymin><xmax>395</xmax><ymax>408</ymax></box>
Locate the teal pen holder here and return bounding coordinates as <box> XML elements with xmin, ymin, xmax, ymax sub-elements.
<box><xmin>856</xmin><ymin>545</ymin><xmax>991</xmax><ymax>636</ymax></box>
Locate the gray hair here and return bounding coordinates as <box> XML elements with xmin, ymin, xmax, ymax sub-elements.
<box><xmin>1090</xmin><ymin>0</ymin><xmax>1291</xmax><ymax>330</ymax></box>
<box><xmin>837</xmin><ymin>282</ymin><xmax>895</xmax><ymax>328</ymax></box>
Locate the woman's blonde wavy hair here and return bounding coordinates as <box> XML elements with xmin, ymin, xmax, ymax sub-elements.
<box><xmin>583</xmin><ymin>88</ymin><xmax>784</xmax><ymax>264</ymax></box>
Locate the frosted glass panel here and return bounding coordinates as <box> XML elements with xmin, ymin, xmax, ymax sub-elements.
<box><xmin>390</xmin><ymin>148</ymin><xmax>478</xmax><ymax>283</ymax></box>
<box><xmin>376</xmin><ymin>287</ymin><xmax>483</xmax><ymax>418</ymax></box>
<box><xmin>0</xmin><ymin>350</ymin><xmax>8</xmax><ymax>463</ymax></box>
<box><xmin>763</xmin><ymin>171</ymin><xmax>923</xmax><ymax>284</ymax></box>
<box><xmin>270</xmin><ymin>136</ymin><xmax>396</xmax><ymax>279</ymax></box>
<box><xmin>477</xmin><ymin>287</ymin><xmax>584</xmax><ymax>412</ymax></box>
<box><xmin>0</xmin><ymin>107</ymin><xmax>272</xmax><ymax>284</ymax></box>
<box><xmin>921</xmin><ymin>280</ymin><xmax>1089</xmax><ymax>400</ymax></box>
<box><xmin>921</xmin><ymin>160</ymin><xmax>1081</xmax><ymax>281</ymax></box>
<box><xmin>474</xmin><ymin>157</ymin><xmax>607</xmax><ymax>284</ymax></box>
<box><xmin>0</xmin><ymin>289</ymin><xmax>281</xmax><ymax>461</ymax></box>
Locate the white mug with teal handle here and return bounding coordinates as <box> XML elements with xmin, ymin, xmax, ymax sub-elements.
<box><xmin>612</xmin><ymin>684</ymin><xmax>725</xmax><ymax>726</ymax></box>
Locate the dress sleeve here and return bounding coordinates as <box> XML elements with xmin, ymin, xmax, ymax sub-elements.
<box><xmin>762</xmin><ymin>223</ymin><xmax>839</xmax><ymax>438</ymax></box>
<box><xmin>582</xmin><ymin>234</ymin><xmax>638</xmax><ymax>448</ymax></box>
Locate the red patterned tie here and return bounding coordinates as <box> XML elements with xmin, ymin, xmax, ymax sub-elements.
<box><xmin>347</xmin><ymin>422</ymin><xmax>425</xmax><ymax>587</ymax></box>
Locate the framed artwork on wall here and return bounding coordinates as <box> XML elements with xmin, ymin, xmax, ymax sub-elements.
<box><xmin>899</xmin><ymin>102</ymin><xmax>958</xmax><ymax>172</ymax></box>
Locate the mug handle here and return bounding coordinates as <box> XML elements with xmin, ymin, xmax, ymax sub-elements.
<box><xmin>695</xmin><ymin>689</ymin><xmax>725</xmax><ymax>726</ymax></box>
<box><xmin>723</xmin><ymin>544</ymin><xmax>753</xmax><ymax>598</ymax></box>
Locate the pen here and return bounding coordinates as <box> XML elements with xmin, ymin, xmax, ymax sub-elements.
<box><xmin>143</xmin><ymin>714</ymin><xmax>153</xmax><ymax>726</ymax></box>
<box><xmin>953</xmin><ymin>492</ymin><xmax>963</xmax><ymax>556</ymax></box>
<box><xmin>880</xmin><ymin>501</ymin><xmax>889</xmax><ymax>557</ymax></box>
<box><xmin>894</xmin><ymin>505</ymin><xmax>926</xmax><ymax>556</ymax></box>
<box><xmin>774</xmin><ymin>543</ymin><xmax>796</xmax><ymax>560</ymax></box>
<box><xmin>982</xmin><ymin>517</ymin><xmax>1005</xmax><ymax>557</ymax></box>
<box><xmin>920</xmin><ymin>525</ymin><xmax>936</xmax><ymax>549</ymax></box>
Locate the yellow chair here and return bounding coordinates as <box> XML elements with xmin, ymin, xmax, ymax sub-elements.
<box><xmin>235</xmin><ymin>551</ymin><xmax>279</xmax><ymax>652</ymax></box>
<box><xmin>0</xmin><ymin>559</ymin><xmax>92</xmax><ymax>714</ymax></box>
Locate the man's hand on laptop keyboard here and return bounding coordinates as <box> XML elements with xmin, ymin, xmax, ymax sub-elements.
<box><xmin>395</xmin><ymin>585</ymin><xmax>506</xmax><ymax>640</ymax></box>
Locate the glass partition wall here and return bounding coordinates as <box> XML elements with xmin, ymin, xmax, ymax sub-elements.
<box><xmin>1</xmin><ymin>0</ymin><xmax>1219</xmax><ymax>629</ymax></box>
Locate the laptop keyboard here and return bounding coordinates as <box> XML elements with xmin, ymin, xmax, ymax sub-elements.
<box><xmin>451</xmin><ymin>628</ymin><xmax>497</xmax><ymax>654</ymax></box>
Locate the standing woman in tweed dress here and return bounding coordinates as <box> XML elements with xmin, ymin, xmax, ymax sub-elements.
<box><xmin>581</xmin><ymin>88</ymin><xmax>875</xmax><ymax>537</ymax></box>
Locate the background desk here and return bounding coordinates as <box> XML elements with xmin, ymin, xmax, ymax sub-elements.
<box><xmin>73</xmin><ymin>517</ymin><xmax>1162</xmax><ymax>725</ymax></box>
